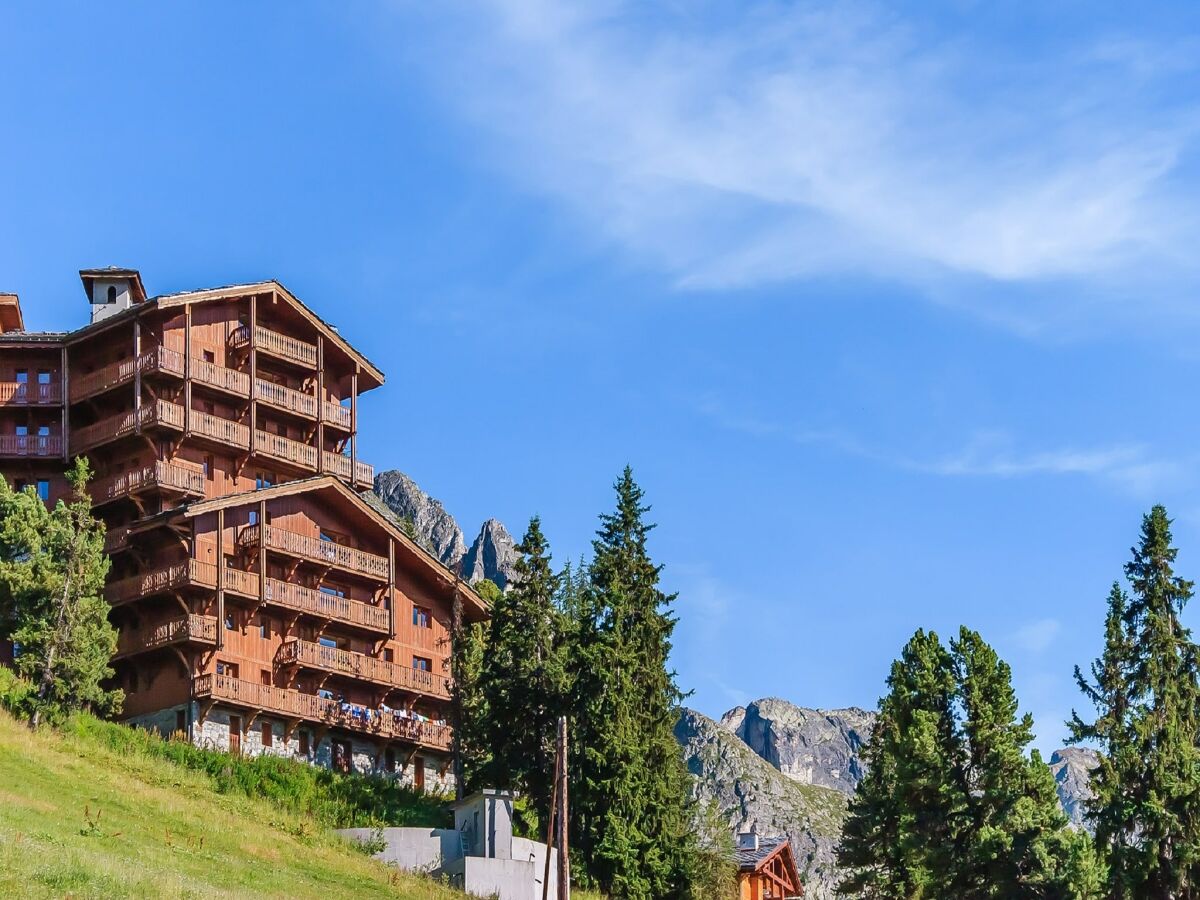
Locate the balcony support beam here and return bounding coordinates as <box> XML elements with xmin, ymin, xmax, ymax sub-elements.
<box><xmin>216</xmin><ymin>508</ymin><xmax>225</xmax><ymax>650</ymax></box>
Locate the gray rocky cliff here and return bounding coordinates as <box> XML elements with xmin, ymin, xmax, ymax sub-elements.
<box><xmin>461</xmin><ymin>518</ymin><xmax>519</xmax><ymax>590</ymax></box>
<box><xmin>1049</xmin><ymin>747</ymin><xmax>1099</xmax><ymax>830</ymax></box>
<box><xmin>677</xmin><ymin>708</ymin><xmax>848</xmax><ymax>900</ymax></box>
<box><xmin>722</xmin><ymin>698</ymin><xmax>875</xmax><ymax>796</ymax></box>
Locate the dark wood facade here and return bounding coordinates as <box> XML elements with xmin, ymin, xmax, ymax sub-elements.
<box><xmin>0</xmin><ymin>271</ymin><xmax>487</xmax><ymax>789</ymax></box>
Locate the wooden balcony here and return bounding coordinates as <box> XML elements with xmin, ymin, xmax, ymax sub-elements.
<box><xmin>90</xmin><ymin>460</ymin><xmax>205</xmax><ymax>506</ymax></box>
<box><xmin>254</xmin><ymin>430</ymin><xmax>318</xmax><ymax>470</ymax></box>
<box><xmin>231</xmin><ymin>325</ymin><xmax>318</xmax><ymax>369</ymax></box>
<box><xmin>104</xmin><ymin>525</ymin><xmax>131</xmax><ymax>555</ymax></box>
<box><xmin>192</xmin><ymin>357</ymin><xmax>250</xmax><ymax>396</ymax></box>
<box><xmin>105</xmin><ymin>559</ymin><xmax>217</xmax><ymax>606</ymax></box>
<box><xmin>116</xmin><ymin>614</ymin><xmax>218</xmax><ymax>659</ymax></box>
<box><xmin>321</xmin><ymin>450</ymin><xmax>374</xmax><ymax>489</ymax></box>
<box><xmin>255</xmin><ymin>378</ymin><xmax>317</xmax><ymax>419</ymax></box>
<box><xmin>0</xmin><ymin>434</ymin><xmax>63</xmax><ymax>457</ymax></box>
<box><xmin>279</xmin><ymin>639</ymin><xmax>450</xmax><ymax>700</ymax></box>
<box><xmin>192</xmin><ymin>411</ymin><xmax>251</xmax><ymax>449</ymax></box>
<box><xmin>70</xmin><ymin>346</ymin><xmax>184</xmax><ymax>403</ymax></box>
<box><xmin>192</xmin><ymin>674</ymin><xmax>453</xmax><ymax>751</ymax></box>
<box><xmin>238</xmin><ymin>524</ymin><xmax>389</xmax><ymax>581</ymax></box>
<box><xmin>219</xmin><ymin>565</ymin><xmax>390</xmax><ymax>634</ymax></box>
<box><xmin>322</xmin><ymin>400</ymin><xmax>351</xmax><ymax>430</ymax></box>
<box><xmin>71</xmin><ymin>399</ymin><xmax>185</xmax><ymax>454</ymax></box>
<box><xmin>0</xmin><ymin>382</ymin><xmax>62</xmax><ymax>406</ymax></box>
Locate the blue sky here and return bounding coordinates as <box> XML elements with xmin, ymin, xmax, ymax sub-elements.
<box><xmin>4</xmin><ymin>2</ymin><xmax>1200</xmax><ymax>752</ymax></box>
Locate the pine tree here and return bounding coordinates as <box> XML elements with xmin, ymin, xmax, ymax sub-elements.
<box><xmin>839</xmin><ymin>627</ymin><xmax>1100</xmax><ymax>899</ymax></box>
<box><xmin>477</xmin><ymin>518</ymin><xmax>568</xmax><ymax>825</ymax></box>
<box><xmin>569</xmin><ymin>467</ymin><xmax>695</xmax><ymax>899</ymax></box>
<box><xmin>1071</xmin><ymin>505</ymin><xmax>1200</xmax><ymax>897</ymax></box>
<box><xmin>0</xmin><ymin>458</ymin><xmax>120</xmax><ymax>726</ymax></box>
<box><xmin>453</xmin><ymin>580</ymin><xmax>495</xmax><ymax>794</ymax></box>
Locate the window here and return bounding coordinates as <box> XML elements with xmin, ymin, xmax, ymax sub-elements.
<box><xmin>14</xmin><ymin>369</ymin><xmax>26</xmax><ymax>384</ymax></box>
<box><xmin>385</xmin><ymin>748</ymin><xmax>397</xmax><ymax>773</ymax></box>
<box><xmin>261</xmin><ymin>721</ymin><xmax>273</xmax><ymax>747</ymax></box>
<box><xmin>319</xmin><ymin>529</ymin><xmax>346</xmax><ymax>545</ymax></box>
<box><xmin>274</xmin><ymin>420</ymin><xmax>286</xmax><ymax>437</ymax></box>
<box><xmin>229</xmin><ymin>716</ymin><xmax>241</xmax><ymax>754</ymax></box>
<box><xmin>383</xmin><ymin>648</ymin><xmax>394</xmax><ymax>663</ymax></box>
<box><xmin>298</xmin><ymin>730</ymin><xmax>310</xmax><ymax>755</ymax></box>
<box><xmin>414</xmin><ymin>755</ymin><xmax>425</xmax><ymax>790</ymax></box>
<box><xmin>319</xmin><ymin>584</ymin><xmax>345</xmax><ymax>599</ymax></box>
<box><xmin>203</xmin><ymin>350</ymin><xmax>215</xmax><ymax>364</ymax></box>
<box><xmin>216</xmin><ymin>660</ymin><xmax>238</xmax><ymax>678</ymax></box>
<box><xmin>413</xmin><ymin>656</ymin><xmax>432</xmax><ymax>672</ymax></box>
<box><xmin>15</xmin><ymin>425</ymin><xmax>27</xmax><ymax>437</ymax></box>
<box><xmin>106</xmin><ymin>285</ymin><xmax>117</xmax><ymax>303</ymax></box>
<box><xmin>256</xmin><ymin>472</ymin><xmax>274</xmax><ymax>490</ymax></box>
<box><xmin>203</xmin><ymin>400</ymin><xmax>215</xmax><ymax>416</ymax></box>
<box><xmin>204</xmin><ymin>455</ymin><xmax>214</xmax><ymax>481</ymax></box>
<box><xmin>412</xmin><ymin>606</ymin><xmax>432</xmax><ymax>629</ymax></box>
<box><xmin>125</xmin><ymin>670</ymin><xmax>138</xmax><ymax>693</ymax></box>
<box><xmin>36</xmin><ymin>480</ymin><xmax>49</xmax><ymax>502</ymax></box>
<box><xmin>260</xmin><ymin>668</ymin><xmax>271</xmax><ymax>685</ymax></box>
<box><xmin>175</xmin><ymin>710</ymin><xmax>186</xmax><ymax>734</ymax></box>
<box><xmin>318</xmin><ymin>636</ymin><xmax>337</xmax><ymax>649</ymax></box>
<box><xmin>13</xmin><ymin>479</ymin><xmax>26</xmax><ymax>492</ymax></box>
<box><xmin>224</xmin><ymin>611</ymin><xmax>236</xmax><ymax>630</ymax></box>
<box><xmin>37</xmin><ymin>370</ymin><xmax>50</xmax><ymax>385</ymax></box>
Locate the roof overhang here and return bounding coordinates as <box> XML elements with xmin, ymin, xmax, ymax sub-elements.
<box><xmin>79</xmin><ymin>267</ymin><xmax>147</xmax><ymax>304</ymax></box>
<box><xmin>0</xmin><ymin>293</ymin><xmax>24</xmax><ymax>333</ymax></box>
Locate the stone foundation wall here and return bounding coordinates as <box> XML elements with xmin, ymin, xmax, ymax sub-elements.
<box><xmin>127</xmin><ymin>702</ymin><xmax>454</xmax><ymax>792</ymax></box>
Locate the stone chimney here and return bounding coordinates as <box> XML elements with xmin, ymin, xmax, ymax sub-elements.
<box><xmin>738</xmin><ymin>830</ymin><xmax>759</xmax><ymax>852</ymax></box>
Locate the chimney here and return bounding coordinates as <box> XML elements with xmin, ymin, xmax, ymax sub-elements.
<box><xmin>738</xmin><ymin>831</ymin><xmax>759</xmax><ymax>852</ymax></box>
<box><xmin>79</xmin><ymin>268</ymin><xmax>147</xmax><ymax>324</ymax></box>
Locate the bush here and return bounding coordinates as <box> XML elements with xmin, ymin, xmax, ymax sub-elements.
<box><xmin>0</xmin><ymin>667</ymin><xmax>35</xmax><ymax>719</ymax></box>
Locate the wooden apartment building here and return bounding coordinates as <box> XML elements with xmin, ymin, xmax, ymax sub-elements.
<box><xmin>0</xmin><ymin>269</ymin><xmax>488</xmax><ymax>789</ymax></box>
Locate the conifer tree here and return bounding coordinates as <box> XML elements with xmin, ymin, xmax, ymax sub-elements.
<box><xmin>1071</xmin><ymin>505</ymin><xmax>1200</xmax><ymax>897</ymax></box>
<box><xmin>839</xmin><ymin>627</ymin><xmax>1100</xmax><ymax>899</ymax></box>
<box><xmin>569</xmin><ymin>467</ymin><xmax>695</xmax><ymax>899</ymax></box>
<box><xmin>453</xmin><ymin>579</ymin><xmax>496</xmax><ymax>794</ymax></box>
<box><xmin>0</xmin><ymin>458</ymin><xmax>119</xmax><ymax>726</ymax></box>
<box><xmin>478</xmin><ymin>518</ymin><xmax>568</xmax><ymax>824</ymax></box>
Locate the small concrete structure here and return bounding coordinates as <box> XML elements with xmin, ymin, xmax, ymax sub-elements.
<box><xmin>338</xmin><ymin>789</ymin><xmax>562</xmax><ymax>900</ymax></box>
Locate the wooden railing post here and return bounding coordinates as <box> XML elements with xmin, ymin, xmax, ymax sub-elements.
<box><xmin>217</xmin><ymin>509</ymin><xmax>225</xmax><ymax>650</ymax></box>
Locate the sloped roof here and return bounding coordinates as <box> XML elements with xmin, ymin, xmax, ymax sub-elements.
<box><xmin>736</xmin><ymin>837</ymin><xmax>790</xmax><ymax>873</ymax></box>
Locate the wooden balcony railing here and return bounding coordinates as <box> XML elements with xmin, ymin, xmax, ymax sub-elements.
<box><xmin>104</xmin><ymin>525</ymin><xmax>131</xmax><ymax>554</ymax></box>
<box><xmin>0</xmin><ymin>382</ymin><xmax>62</xmax><ymax>405</ymax></box>
<box><xmin>70</xmin><ymin>346</ymin><xmax>184</xmax><ymax>402</ymax></box>
<box><xmin>322</xmin><ymin>400</ymin><xmax>352</xmax><ymax>430</ymax></box>
<box><xmin>0</xmin><ymin>434</ymin><xmax>63</xmax><ymax>457</ymax></box>
<box><xmin>255</xmin><ymin>378</ymin><xmax>317</xmax><ymax>418</ymax></box>
<box><xmin>255</xmin><ymin>430</ymin><xmax>318</xmax><ymax>470</ymax></box>
<box><xmin>116</xmin><ymin>614</ymin><xmax>218</xmax><ymax>658</ymax></box>
<box><xmin>321</xmin><ymin>450</ymin><xmax>373</xmax><ymax>487</ymax></box>
<box><xmin>71</xmin><ymin>399</ymin><xmax>185</xmax><ymax>453</ymax></box>
<box><xmin>231</xmin><ymin>325</ymin><xmax>318</xmax><ymax>368</ymax></box>
<box><xmin>192</xmin><ymin>674</ymin><xmax>453</xmax><ymax>751</ymax></box>
<box><xmin>191</xmin><ymin>411</ymin><xmax>251</xmax><ymax>449</ymax></box>
<box><xmin>279</xmin><ymin>639</ymin><xmax>450</xmax><ymax>700</ymax></box>
<box><xmin>238</xmin><ymin>524</ymin><xmax>389</xmax><ymax>580</ymax></box>
<box><xmin>105</xmin><ymin>559</ymin><xmax>217</xmax><ymax>606</ymax></box>
<box><xmin>90</xmin><ymin>461</ymin><xmax>205</xmax><ymax>505</ymax></box>
<box><xmin>217</xmin><ymin>565</ymin><xmax>390</xmax><ymax>633</ymax></box>
<box><xmin>191</xmin><ymin>357</ymin><xmax>250</xmax><ymax>395</ymax></box>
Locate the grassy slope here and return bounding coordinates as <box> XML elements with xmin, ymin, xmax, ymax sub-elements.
<box><xmin>0</xmin><ymin>709</ymin><xmax>465</xmax><ymax>899</ymax></box>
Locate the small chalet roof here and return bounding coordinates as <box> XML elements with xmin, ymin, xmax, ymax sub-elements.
<box><xmin>180</xmin><ymin>475</ymin><xmax>488</xmax><ymax>621</ymax></box>
<box><xmin>736</xmin><ymin>837</ymin><xmax>791</xmax><ymax>873</ymax></box>
<box><xmin>0</xmin><ymin>293</ymin><xmax>24</xmax><ymax>332</ymax></box>
<box><xmin>79</xmin><ymin>267</ymin><xmax>147</xmax><ymax>304</ymax></box>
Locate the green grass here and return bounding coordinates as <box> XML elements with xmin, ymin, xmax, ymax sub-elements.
<box><xmin>0</xmin><ymin>706</ymin><xmax>468</xmax><ymax>899</ymax></box>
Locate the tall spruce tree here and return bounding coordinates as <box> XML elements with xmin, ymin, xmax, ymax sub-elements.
<box><xmin>0</xmin><ymin>459</ymin><xmax>120</xmax><ymax>726</ymax></box>
<box><xmin>569</xmin><ymin>467</ymin><xmax>695</xmax><ymax>899</ymax></box>
<box><xmin>453</xmin><ymin>579</ymin><xmax>496</xmax><ymax>794</ymax></box>
<box><xmin>1071</xmin><ymin>505</ymin><xmax>1200</xmax><ymax>897</ymax></box>
<box><xmin>477</xmin><ymin>518</ymin><xmax>568</xmax><ymax>825</ymax></box>
<box><xmin>839</xmin><ymin>627</ymin><xmax>1099</xmax><ymax>899</ymax></box>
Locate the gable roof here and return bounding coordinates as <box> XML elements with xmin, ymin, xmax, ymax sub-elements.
<box><xmin>181</xmin><ymin>475</ymin><xmax>488</xmax><ymax>621</ymax></box>
<box><xmin>736</xmin><ymin>837</ymin><xmax>791</xmax><ymax>873</ymax></box>
<box><xmin>79</xmin><ymin>267</ymin><xmax>147</xmax><ymax>304</ymax></box>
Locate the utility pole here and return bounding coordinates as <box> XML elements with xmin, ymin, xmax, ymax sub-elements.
<box><xmin>556</xmin><ymin>715</ymin><xmax>570</xmax><ymax>900</ymax></box>
<box><xmin>542</xmin><ymin>736</ymin><xmax>559</xmax><ymax>900</ymax></box>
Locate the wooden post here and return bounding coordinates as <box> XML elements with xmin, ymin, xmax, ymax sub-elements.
<box><xmin>349</xmin><ymin>366</ymin><xmax>358</xmax><ymax>486</ymax></box>
<box><xmin>557</xmin><ymin>716</ymin><xmax>569</xmax><ymax>900</ymax></box>
<box><xmin>387</xmin><ymin>538</ymin><xmax>396</xmax><ymax>638</ymax></box>
<box><xmin>542</xmin><ymin>738</ymin><xmax>560</xmax><ymax>900</ymax></box>
<box><xmin>316</xmin><ymin>336</ymin><xmax>324</xmax><ymax>474</ymax></box>
<box><xmin>248</xmin><ymin>295</ymin><xmax>257</xmax><ymax>457</ymax></box>
<box><xmin>133</xmin><ymin>319</ymin><xmax>142</xmax><ymax>431</ymax></box>
<box><xmin>59</xmin><ymin>345</ymin><xmax>68</xmax><ymax>461</ymax></box>
<box><xmin>216</xmin><ymin>509</ymin><xmax>225</xmax><ymax>650</ymax></box>
<box><xmin>258</xmin><ymin>498</ymin><xmax>268</xmax><ymax>607</ymax></box>
<box><xmin>184</xmin><ymin>303</ymin><xmax>192</xmax><ymax>436</ymax></box>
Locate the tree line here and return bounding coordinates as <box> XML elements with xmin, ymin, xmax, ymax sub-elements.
<box><xmin>837</xmin><ymin>504</ymin><xmax>1200</xmax><ymax>899</ymax></box>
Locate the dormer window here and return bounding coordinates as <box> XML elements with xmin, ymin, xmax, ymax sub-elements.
<box><xmin>106</xmin><ymin>285</ymin><xmax>117</xmax><ymax>304</ymax></box>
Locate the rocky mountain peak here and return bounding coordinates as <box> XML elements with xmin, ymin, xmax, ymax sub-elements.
<box><xmin>1049</xmin><ymin>747</ymin><xmax>1099</xmax><ymax>829</ymax></box>
<box><xmin>461</xmin><ymin>518</ymin><xmax>519</xmax><ymax>590</ymax></box>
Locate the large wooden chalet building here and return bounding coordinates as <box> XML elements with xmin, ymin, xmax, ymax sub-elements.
<box><xmin>0</xmin><ymin>268</ymin><xmax>488</xmax><ymax>790</ymax></box>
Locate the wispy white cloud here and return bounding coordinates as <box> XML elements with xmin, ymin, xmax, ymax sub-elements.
<box><xmin>392</xmin><ymin>0</ymin><xmax>1200</xmax><ymax>315</ymax></box>
<box><xmin>1013</xmin><ymin>618</ymin><xmax>1062</xmax><ymax>654</ymax></box>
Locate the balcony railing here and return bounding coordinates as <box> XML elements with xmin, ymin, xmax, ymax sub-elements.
<box><xmin>70</xmin><ymin>346</ymin><xmax>184</xmax><ymax>403</ymax></box>
<box><xmin>255</xmin><ymin>378</ymin><xmax>317</xmax><ymax>419</ymax></box>
<box><xmin>231</xmin><ymin>325</ymin><xmax>318</xmax><ymax>368</ymax></box>
<box><xmin>255</xmin><ymin>430</ymin><xmax>318</xmax><ymax>470</ymax></box>
<box><xmin>104</xmin><ymin>525</ymin><xmax>131</xmax><ymax>554</ymax></box>
<box><xmin>280</xmin><ymin>639</ymin><xmax>450</xmax><ymax>700</ymax></box>
<box><xmin>105</xmin><ymin>559</ymin><xmax>217</xmax><ymax>606</ymax></box>
<box><xmin>192</xmin><ymin>674</ymin><xmax>452</xmax><ymax>751</ymax></box>
<box><xmin>217</xmin><ymin>565</ymin><xmax>390</xmax><ymax>634</ymax></box>
<box><xmin>116</xmin><ymin>614</ymin><xmax>218</xmax><ymax>658</ymax></box>
<box><xmin>192</xmin><ymin>357</ymin><xmax>250</xmax><ymax>395</ymax></box>
<box><xmin>0</xmin><ymin>434</ymin><xmax>63</xmax><ymax>457</ymax></box>
<box><xmin>192</xmin><ymin>411</ymin><xmax>251</xmax><ymax>449</ymax></box>
<box><xmin>321</xmin><ymin>450</ymin><xmax>373</xmax><ymax>488</ymax></box>
<box><xmin>71</xmin><ymin>399</ymin><xmax>185</xmax><ymax>453</ymax></box>
<box><xmin>238</xmin><ymin>524</ymin><xmax>389</xmax><ymax>580</ymax></box>
<box><xmin>90</xmin><ymin>461</ymin><xmax>205</xmax><ymax>505</ymax></box>
<box><xmin>0</xmin><ymin>382</ymin><xmax>62</xmax><ymax>405</ymax></box>
<box><xmin>322</xmin><ymin>400</ymin><xmax>352</xmax><ymax>430</ymax></box>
